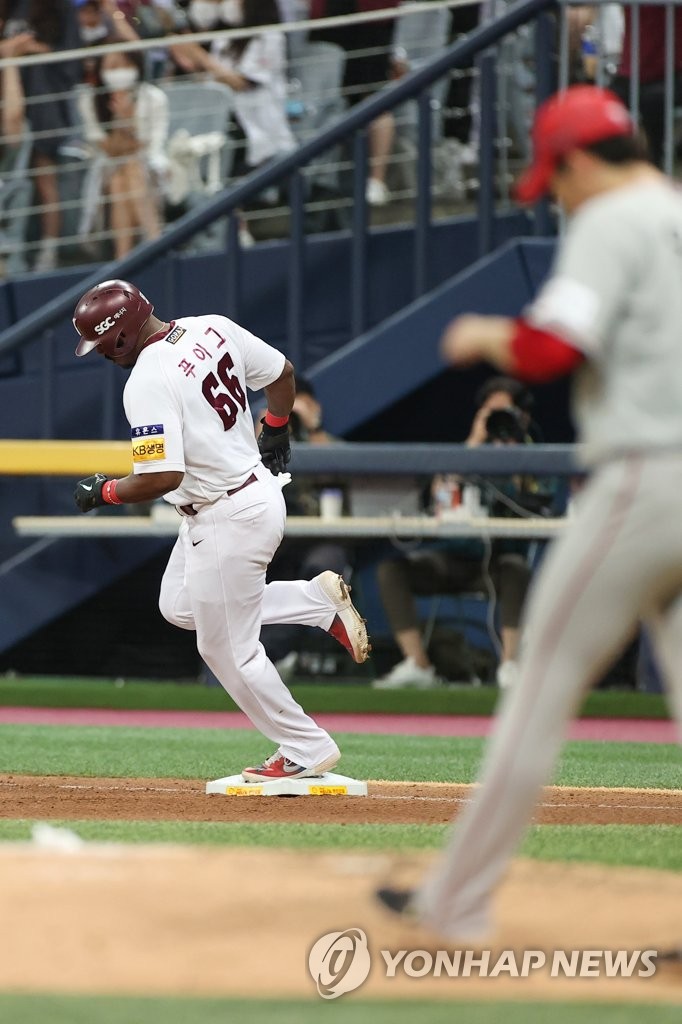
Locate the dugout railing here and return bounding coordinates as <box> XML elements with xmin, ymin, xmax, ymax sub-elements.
<box><xmin>0</xmin><ymin>0</ymin><xmax>555</xmax><ymax>384</ymax></box>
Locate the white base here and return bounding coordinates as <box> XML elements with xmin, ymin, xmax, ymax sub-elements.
<box><xmin>205</xmin><ymin>771</ymin><xmax>368</xmax><ymax>797</ymax></box>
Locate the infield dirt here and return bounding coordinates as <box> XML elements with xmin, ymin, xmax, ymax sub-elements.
<box><xmin>1</xmin><ymin>776</ymin><xmax>681</xmax><ymax>1004</ymax></box>
<box><xmin>1</xmin><ymin>775</ymin><xmax>681</xmax><ymax>825</ymax></box>
<box><xmin>0</xmin><ymin>845</ymin><xmax>680</xmax><ymax>1004</ymax></box>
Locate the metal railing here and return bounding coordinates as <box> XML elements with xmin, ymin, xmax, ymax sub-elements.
<box><xmin>0</xmin><ymin>3</ymin><xmax>484</xmax><ymax>273</ymax></box>
<box><xmin>0</xmin><ymin>0</ymin><xmax>554</xmax><ymax>373</ymax></box>
<box><xmin>0</xmin><ymin>1</ymin><xmax>524</xmax><ymax>272</ymax></box>
<box><xmin>557</xmin><ymin>0</ymin><xmax>682</xmax><ymax>175</ymax></box>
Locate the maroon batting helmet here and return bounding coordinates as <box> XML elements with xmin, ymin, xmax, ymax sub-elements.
<box><xmin>73</xmin><ymin>279</ymin><xmax>154</xmax><ymax>357</ymax></box>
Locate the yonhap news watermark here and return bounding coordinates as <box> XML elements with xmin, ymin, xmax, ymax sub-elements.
<box><xmin>307</xmin><ymin>928</ymin><xmax>660</xmax><ymax>1000</ymax></box>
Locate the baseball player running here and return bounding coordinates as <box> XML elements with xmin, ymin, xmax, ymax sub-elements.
<box><xmin>72</xmin><ymin>281</ymin><xmax>369</xmax><ymax>781</ymax></box>
<box><xmin>378</xmin><ymin>85</ymin><xmax>682</xmax><ymax>938</ymax></box>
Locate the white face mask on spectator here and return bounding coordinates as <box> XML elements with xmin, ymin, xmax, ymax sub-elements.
<box><xmin>220</xmin><ymin>0</ymin><xmax>242</xmax><ymax>24</ymax></box>
<box><xmin>80</xmin><ymin>24</ymin><xmax>109</xmax><ymax>44</ymax></box>
<box><xmin>189</xmin><ymin>1</ymin><xmax>221</xmax><ymax>29</ymax></box>
<box><xmin>101</xmin><ymin>67</ymin><xmax>140</xmax><ymax>91</ymax></box>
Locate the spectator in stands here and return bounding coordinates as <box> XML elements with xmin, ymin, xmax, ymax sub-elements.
<box><xmin>0</xmin><ymin>31</ymin><xmax>46</xmax><ymax>172</ymax></box>
<box><xmin>194</xmin><ymin>1</ymin><xmax>296</xmax><ymax>166</ymax></box>
<box><xmin>76</xmin><ymin>0</ymin><xmax>139</xmax><ymax>45</ymax></box>
<box><xmin>441</xmin><ymin>2</ymin><xmax>478</xmax><ymax>159</ymax></box>
<box><xmin>76</xmin><ymin>1</ymin><xmax>111</xmax><ymax>45</ymax></box>
<box><xmin>310</xmin><ymin>0</ymin><xmax>400</xmax><ymax>206</ymax></box>
<box><xmin>180</xmin><ymin>0</ymin><xmax>295</xmax><ymax>244</ymax></box>
<box><xmin>609</xmin><ymin>4</ymin><xmax>682</xmax><ymax>168</ymax></box>
<box><xmin>373</xmin><ymin>378</ymin><xmax>539</xmax><ymax>691</ymax></box>
<box><xmin>0</xmin><ymin>43</ymin><xmax>23</xmax><ymax>151</ymax></box>
<box><xmin>77</xmin><ymin>0</ymin><xmax>142</xmax><ymax>95</ymax></box>
<box><xmin>0</xmin><ymin>0</ymin><xmax>82</xmax><ymax>272</ymax></box>
<box><xmin>77</xmin><ymin>45</ymin><xmax>169</xmax><ymax>257</ymax></box>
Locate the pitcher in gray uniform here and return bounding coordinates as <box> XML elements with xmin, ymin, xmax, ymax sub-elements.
<box><xmin>377</xmin><ymin>85</ymin><xmax>682</xmax><ymax>940</ymax></box>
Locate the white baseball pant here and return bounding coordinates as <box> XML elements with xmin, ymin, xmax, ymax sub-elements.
<box><xmin>415</xmin><ymin>452</ymin><xmax>682</xmax><ymax>940</ymax></box>
<box><xmin>159</xmin><ymin>462</ymin><xmax>339</xmax><ymax>768</ymax></box>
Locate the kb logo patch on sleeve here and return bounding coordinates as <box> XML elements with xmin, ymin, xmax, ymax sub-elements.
<box><xmin>131</xmin><ymin>423</ymin><xmax>166</xmax><ymax>463</ymax></box>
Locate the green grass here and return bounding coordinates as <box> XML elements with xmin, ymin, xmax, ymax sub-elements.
<box><xmin>0</xmin><ymin>723</ymin><xmax>680</xmax><ymax>789</ymax></box>
<box><xmin>523</xmin><ymin>824</ymin><xmax>682</xmax><ymax>870</ymax></box>
<box><xmin>0</xmin><ymin>996</ymin><xmax>679</xmax><ymax>1024</ymax></box>
<box><xmin>0</xmin><ymin>821</ymin><xmax>680</xmax><ymax>870</ymax></box>
<box><xmin>0</xmin><ymin>675</ymin><xmax>672</xmax><ymax>719</ymax></box>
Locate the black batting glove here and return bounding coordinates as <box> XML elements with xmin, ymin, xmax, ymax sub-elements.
<box><xmin>74</xmin><ymin>473</ymin><xmax>109</xmax><ymax>513</ymax></box>
<box><xmin>257</xmin><ymin>419</ymin><xmax>291</xmax><ymax>475</ymax></box>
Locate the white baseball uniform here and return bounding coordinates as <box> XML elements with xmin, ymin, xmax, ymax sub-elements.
<box><xmin>415</xmin><ymin>178</ymin><xmax>682</xmax><ymax>939</ymax></box>
<box><xmin>123</xmin><ymin>314</ymin><xmax>339</xmax><ymax>768</ymax></box>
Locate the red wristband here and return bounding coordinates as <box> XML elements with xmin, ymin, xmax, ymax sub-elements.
<box><xmin>102</xmin><ymin>479</ymin><xmax>123</xmax><ymax>505</ymax></box>
<box><xmin>509</xmin><ymin>318</ymin><xmax>585</xmax><ymax>382</ymax></box>
<box><xmin>264</xmin><ymin>411</ymin><xmax>289</xmax><ymax>428</ymax></box>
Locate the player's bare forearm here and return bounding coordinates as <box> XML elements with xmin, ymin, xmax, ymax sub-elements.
<box><xmin>74</xmin><ymin>470</ymin><xmax>184</xmax><ymax>513</ymax></box>
<box><xmin>264</xmin><ymin>359</ymin><xmax>295</xmax><ymax>418</ymax></box>
<box><xmin>115</xmin><ymin>471</ymin><xmax>184</xmax><ymax>503</ymax></box>
<box><xmin>440</xmin><ymin>315</ymin><xmax>515</xmax><ymax>371</ymax></box>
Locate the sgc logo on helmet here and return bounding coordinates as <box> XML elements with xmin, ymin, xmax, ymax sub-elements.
<box><xmin>94</xmin><ymin>306</ymin><xmax>127</xmax><ymax>335</ymax></box>
<box><xmin>94</xmin><ymin>316</ymin><xmax>115</xmax><ymax>335</ymax></box>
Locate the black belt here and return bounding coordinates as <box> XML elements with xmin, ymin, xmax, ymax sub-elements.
<box><xmin>177</xmin><ymin>472</ymin><xmax>258</xmax><ymax>517</ymax></box>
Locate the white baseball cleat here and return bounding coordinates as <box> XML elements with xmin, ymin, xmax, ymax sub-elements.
<box><xmin>316</xmin><ymin>571</ymin><xmax>371</xmax><ymax>664</ymax></box>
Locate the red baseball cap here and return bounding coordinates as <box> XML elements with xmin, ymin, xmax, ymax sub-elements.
<box><xmin>515</xmin><ymin>85</ymin><xmax>634</xmax><ymax>204</ymax></box>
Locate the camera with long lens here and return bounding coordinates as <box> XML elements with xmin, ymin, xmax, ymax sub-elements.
<box><xmin>484</xmin><ymin>406</ymin><xmax>526</xmax><ymax>443</ymax></box>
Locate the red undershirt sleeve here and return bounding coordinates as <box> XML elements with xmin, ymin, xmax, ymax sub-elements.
<box><xmin>509</xmin><ymin>318</ymin><xmax>585</xmax><ymax>383</ymax></box>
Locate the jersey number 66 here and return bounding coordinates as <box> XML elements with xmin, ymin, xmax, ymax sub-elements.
<box><xmin>202</xmin><ymin>350</ymin><xmax>247</xmax><ymax>430</ymax></box>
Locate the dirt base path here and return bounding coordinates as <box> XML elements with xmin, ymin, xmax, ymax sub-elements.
<box><xmin>0</xmin><ymin>845</ymin><xmax>680</xmax><ymax>1004</ymax></box>
<box><xmin>1</xmin><ymin>775</ymin><xmax>681</xmax><ymax>826</ymax></box>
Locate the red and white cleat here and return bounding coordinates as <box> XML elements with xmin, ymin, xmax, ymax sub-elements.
<box><xmin>316</xmin><ymin>571</ymin><xmax>371</xmax><ymax>664</ymax></box>
<box><xmin>242</xmin><ymin>750</ymin><xmax>340</xmax><ymax>783</ymax></box>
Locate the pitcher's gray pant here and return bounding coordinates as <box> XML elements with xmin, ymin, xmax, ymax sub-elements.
<box><xmin>415</xmin><ymin>453</ymin><xmax>682</xmax><ymax>939</ymax></box>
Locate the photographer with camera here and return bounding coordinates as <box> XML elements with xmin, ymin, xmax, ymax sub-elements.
<box><xmin>373</xmin><ymin>377</ymin><xmax>538</xmax><ymax>690</ymax></box>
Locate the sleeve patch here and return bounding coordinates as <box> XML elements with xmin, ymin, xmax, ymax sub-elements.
<box><xmin>132</xmin><ymin>423</ymin><xmax>164</xmax><ymax>438</ymax></box>
<box><xmin>131</xmin><ymin>423</ymin><xmax>166</xmax><ymax>463</ymax></box>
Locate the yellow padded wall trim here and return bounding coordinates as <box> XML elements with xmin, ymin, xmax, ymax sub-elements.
<box><xmin>0</xmin><ymin>441</ymin><xmax>131</xmax><ymax>476</ymax></box>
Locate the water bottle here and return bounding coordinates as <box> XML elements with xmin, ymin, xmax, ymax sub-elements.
<box><xmin>435</xmin><ymin>476</ymin><xmax>461</xmax><ymax>516</ymax></box>
<box><xmin>286</xmin><ymin>78</ymin><xmax>306</xmax><ymax>121</ymax></box>
<box><xmin>462</xmin><ymin>484</ymin><xmax>482</xmax><ymax>518</ymax></box>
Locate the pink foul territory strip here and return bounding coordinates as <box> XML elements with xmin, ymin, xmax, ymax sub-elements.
<box><xmin>0</xmin><ymin>706</ymin><xmax>676</xmax><ymax>743</ymax></box>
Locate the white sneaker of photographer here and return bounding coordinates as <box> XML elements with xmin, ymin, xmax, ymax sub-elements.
<box><xmin>275</xmin><ymin>650</ymin><xmax>298</xmax><ymax>684</ymax></box>
<box><xmin>372</xmin><ymin>657</ymin><xmax>443</xmax><ymax>690</ymax></box>
<box><xmin>496</xmin><ymin>660</ymin><xmax>519</xmax><ymax>689</ymax></box>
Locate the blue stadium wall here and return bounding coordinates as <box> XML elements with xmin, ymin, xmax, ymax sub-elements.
<box><xmin>0</xmin><ymin>212</ymin><xmax>565</xmax><ymax>665</ymax></box>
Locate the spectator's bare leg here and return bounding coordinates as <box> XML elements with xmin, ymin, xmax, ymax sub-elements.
<box><xmin>501</xmin><ymin>625</ymin><xmax>520</xmax><ymax>661</ymax></box>
<box><xmin>377</xmin><ymin>558</ymin><xmax>434</xmax><ymax>670</ymax></box>
<box><xmin>368</xmin><ymin>112</ymin><xmax>395</xmax><ymax>187</ymax></box>
<box><xmin>127</xmin><ymin>160</ymin><xmax>161</xmax><ymax>242</ymax></box>
<box><xmin>109</xmin><ymin>165</ymin><xmax>136</xmax><ymax>259</ymax></box>
<box><xmin>33</xmin><ymin>152</ymin><xmax>60</xmax><ymax>270</ymax></box>
<box><xmin>395</xmin><ymin>627</ymin><xmax>431</xmax><ymax>668</ymax></box>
